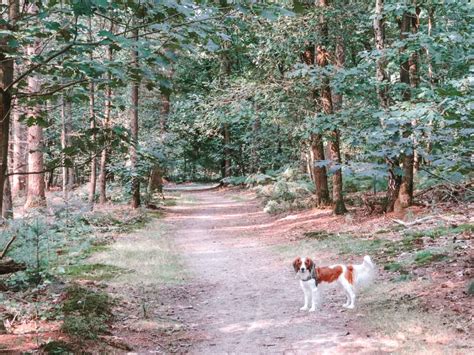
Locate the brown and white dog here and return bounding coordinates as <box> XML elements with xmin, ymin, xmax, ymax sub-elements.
<box><xmin>292</xmin><ymin>255</ymin><xmax>374</xmax><ymax>311</ymax></box>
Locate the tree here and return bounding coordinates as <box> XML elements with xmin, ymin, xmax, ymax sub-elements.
<box><xmin>24</xmin><ymin>2</ymin><xmax>46</xmax><ymax>209</ymax></box>
<box><xmin>130</xmin><ymin>28</ymin><xmax>140</xmax><ymax>209</ymax></box>
<box><xmin>317</xmin><ymin>0</ymin><xmax>346</xmax><ymax>214</ymax></box>
<box><xmin>394</xmin><ymin>3</ymin><xmax>419</xmax><ymax>211</ymax></box>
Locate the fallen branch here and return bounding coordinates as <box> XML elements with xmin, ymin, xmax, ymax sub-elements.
<box><xmin>98</xmin><ymin>336</ymin><xmax>133</xmax><ymax>351</ymax></box>
<box><xmin>0</xmin><ymin>236</ymin><xmax>16</xmax><ymax>259</ymax></box>
<box><xmin>391</xmin><ymin>216</ymin><xmax>437</xmax><ymax>228</ymax></box>
<box><xmin>0</xmin><ymin>259</ymin><xmax>26</xmax><ymax>275</ymax></box>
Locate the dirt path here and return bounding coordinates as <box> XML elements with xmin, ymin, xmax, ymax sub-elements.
<box><xmin>164</xmin><ymin>189</ymin><xmax>396</xmax><ymax>353</ymax></box>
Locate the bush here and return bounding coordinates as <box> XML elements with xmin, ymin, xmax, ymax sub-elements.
<box><xmin>256</xmin><ymin>167</ymin><xmax>314</xmax><ymax>214</ymax></box>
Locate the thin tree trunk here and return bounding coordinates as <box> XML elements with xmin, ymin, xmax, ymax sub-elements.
<box><xmin>395</xmin><ymin>5</ymin><xmax>418</xmax><ymax>211</ymax></box>
<box><xmin>61</xmin><ymin>96</ymin><xmax>73</xmax><ymax>200</ymax></box>
<box><xmin>130</xmin><ymin>28</ymin><xmax>140</xmax><ymax>208</ymax></box>
<box><xmin>87</xmin><ymin>19</ymin><xmax>96</xmax><ymax>209</ymax></box>
<box><xmin>374</xmin><ymin>0</ymin><xmax>390</xmax><ymax>109</ymax></box>
<box><xmin>374</xmin><ymin>0</ymin><xmax>401</xmax><ymax>212</ymax></box>
<box><xmin>2</xmin><ymin>172</ymin><xmax>12</xmax><ymax>219</ymax></box>
<box><xmin>223</xmin><ymin>124</ymin><xmax>231</xmax><ymax>177</ymax></box>
<box><xmin>12</xmin><ymin>104</ymin><xmax>26</xmax><ymax>197</ymax></box>
<box><xmin>318</xmin><ymin>0</ymin><xmax>346</xmax><ymax>214</ymax></box>
<box><xmin>99</xmin><ymin>46</ymin><xmax>113</xmax><ymax>205</ymax></box>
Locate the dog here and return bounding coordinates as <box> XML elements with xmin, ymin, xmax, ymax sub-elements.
<box><xmin>292</xmin><ymin>255</ymin><xmax>374</xmax><ymax>311</ymax></box>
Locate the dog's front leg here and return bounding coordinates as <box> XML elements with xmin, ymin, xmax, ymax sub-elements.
<box><xmin>309</xmin><ymin>281</ymin><xmax>318</xmax><ymax>312</ymax></box>
<box><xmin>299</xmin><ymin>281</ymin><xmax>310</xmax><ymax>311</ymax></box>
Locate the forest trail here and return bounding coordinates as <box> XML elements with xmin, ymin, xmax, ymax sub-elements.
<box><xmin>163</xmin><ymin>189</ymin><xmax>396</xmax><ymax>353</ymax></box>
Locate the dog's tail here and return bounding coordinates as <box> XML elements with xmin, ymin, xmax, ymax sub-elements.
<box><xmin>353</xmin><ymin>255</ymin><xmax>376</xmax><ymax>289</ymax></box>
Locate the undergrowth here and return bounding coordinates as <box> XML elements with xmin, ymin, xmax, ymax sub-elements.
<box><xmin>61</xmin><ymin>285</ymin><xmax>113</xmax><ymax>339</ymax></box>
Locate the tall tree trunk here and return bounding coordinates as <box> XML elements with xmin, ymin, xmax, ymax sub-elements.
<box><xmin>301</xmin><ymin>18</ymin><xmax>330</xmax><ymax>206</ymax></box>
<box><xmin>99</xmin><ymin>45</ymin><xmax>113</xmax><ymax>205</ymax></box>
<box><xmin>130</xmin><ymin>28</ymin><xmax>140</xmax><ymax>208</ymax></box>
<box><xmin>2</xmin><ymin>175</ymin><xmax>12</xmax><ymax>218</ymax></box>
<box><xmin>0</xmin><ymin>0</ymin><xmax>18</xmax><ymax>214</ymax></box>
<box><xmin>394</xmin><ymin>5</ymin><xmax>418</xmax><ymax>211</ymax></box>
<box><xmin>374</xmin><ymin>0</ymin><xmax>389</xmax><ymax>109</ymax></box>
<box><xmin>223</xmin><ymin>123</ymin><xmax>231</xmax><ymax>177</ymax></box>
<box><xmin>148</xmin><ymin>88</ymin><xmax>170</xmax><ymax>197</ymax></box>
<box><xmin>24</xmin><ymin>2</ymin><xmax>46</xmax><ymax>209</ymax></box>
<box><xmin>87</xmin><ymin>19</ymin><xmax>96</xmax><ymax>209</ymax></box>
<box><xmin>12</xmin><ymin>104</ymin><xmax>26</xmax><ymax>197</ymax></box>
<box><xmin>310</xmin><ymin>134</ymin><xmax>330</xmax><ymax>205</ymax></box>
<box><xmin>318</xmin><ymin>0</ymin><xmax>346</xmax><ymax>214</ymax></box>
<box><xmin>61</xmin><ymin>96</ymin><xmax>73</xmax><ymax>200</ymax></box>
<box><xmin>374</xmin><ymin>0</ymin><xmax>401</xmax><ymax>212</ymax></box>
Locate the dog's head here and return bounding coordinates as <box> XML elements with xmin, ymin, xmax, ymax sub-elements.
<box><xmin>293</xmin><ymin>257</ymin><xmax>314</xmax><ymax>280</ymax></box>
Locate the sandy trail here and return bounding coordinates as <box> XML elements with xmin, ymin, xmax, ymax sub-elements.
<box><xmin>165</xmin><ymin>189</ymin><xmax>395</xmax><ymax>354</ymax></box>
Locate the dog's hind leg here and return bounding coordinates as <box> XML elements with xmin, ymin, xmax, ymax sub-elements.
<box><xmin>339</xmin><ymin>277</ymin><xmax>356</xmax><ymax>309</ymax></box>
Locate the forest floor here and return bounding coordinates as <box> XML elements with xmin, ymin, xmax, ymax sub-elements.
<box><xmin>1</xmin><ymin>186</ymin><xmax>472</xmax><ymax>353</ymax></box>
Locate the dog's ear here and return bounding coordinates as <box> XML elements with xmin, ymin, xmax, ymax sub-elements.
<box><xmin>292</xmin><ymin>257</ymin><xmax>301</xmax><ymax>272</ymax></box>
<box><xmin>305</xmin><ymin>257</ymin><xmax>314</xmax><ymax>269</ymax></box>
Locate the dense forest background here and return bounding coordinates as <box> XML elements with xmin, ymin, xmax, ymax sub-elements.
<box><xmin>0</xmin><ymin>0</ymin><xmax>471</xmax><ymax>217</ymax></box>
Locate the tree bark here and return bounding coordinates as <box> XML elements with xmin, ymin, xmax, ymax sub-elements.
<box><xmin>12</xmin><ymin>105</ymin><xmax>26</xmax><ymax>197</ymax></box>
<box><xmin>374</xmin><ymin>0</ymin><xmax>401</xmax><ymax>212</ymax></box>
<box><xmin>373</xmin><ymin>0</ymin><xmax>390</xmax><ymax>109</ymax></box>
<box><xmin>317</xmin><ymin>0</ymin><xmax>347</xmax><ymax>214</ymax></box>
<box><xmin>99</xmin><ymin>46</ymin><xmax>113</xmax><ymax>205</ymax></box>
<box><xmin>310</xmin><ymin>134</ymin><xmax>330</xmax><ymax>205</ymax></box>
<box><xmin>87</xmin><ymin>19</ymin><xmax>96</xmax><ymax>209</ymax></box>
<box><xmin>2</xmin><ymin>175</ymin><xmax>12</xmax><ymax>219</ymax></box>
<box><xmin>223</xmin><ymin>123</ymin><xmax>231</xmax><ymax>177</ymax></box>
<box><xmin>24</xmin><ymin>3</ymin><xmax>46</xmax><ymax>209</ymax></box>
<box><xmin>130</xmin><ymin>28</ymin><xmax>140</xmax><ymax>208</ymax></box>
<box><xmin>61</xmin><ymin>96</ymin><xmax>73</xmax><ymax>200</ymax></box>
<box><xmin>394</xmin><ymin>5</ymin><xmax>418</xmax><ymax>211</ymax></box>
<box><xmin>0</xmin><ymin>0</ymin><xmax>18</xmax><ymax>214</ymax></box>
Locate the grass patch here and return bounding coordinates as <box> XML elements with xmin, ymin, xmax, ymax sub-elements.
<box><xmin>65</xmin><ymin>263</ymin><xmax>127</xmax><ymax>281</ymax></box>
<box><xmin>413</xmin><ymin>250</ymin><xmax>447</xmax><ymax>266</ymax></box>
<box><xmin>61</xmin><ymin>285</ymin><xmax>112</xmax><ymax>340</ymax></box>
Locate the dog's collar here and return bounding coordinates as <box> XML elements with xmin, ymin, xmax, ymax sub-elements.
<box><xmin>301</xmin><ymin>266</ymin><xmax>318</xmax><ymax>285</ymax></box>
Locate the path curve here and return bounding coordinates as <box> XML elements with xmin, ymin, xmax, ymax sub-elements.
<box><xmin>165</xmin><ymin>189</ymin><xmax>394</xmax><ymax>354</ymax></box>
